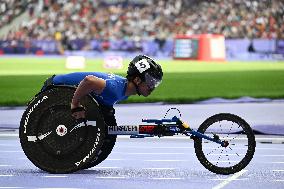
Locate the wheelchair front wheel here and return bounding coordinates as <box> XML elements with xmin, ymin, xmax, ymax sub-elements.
<box><xmin>194</xmin><ymin>113</ymin><xmax>256</xmax><ymax>175</ymax></box>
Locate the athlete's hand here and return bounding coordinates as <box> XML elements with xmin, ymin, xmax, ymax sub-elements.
<box><xmin>71</xmin><ymin>105</ymin><xmax>86</xmax><ymax>122</ymax></box>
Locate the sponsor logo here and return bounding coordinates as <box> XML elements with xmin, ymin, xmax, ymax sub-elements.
<box><xmin>139</xmin><ymin>125</ymin><xmax>155</xmax><ymax>133</ymax></box>
<box><xmin>75</xmin><ymin>128</ymin><xmax>101</xmax><ymax>167</ymax></box>
<box><xmin>108</xmin><ymin>125</ymin><xmax>139</xmax><ymax>135</ymax></box>
<box><xmin>24</xmin><ymin>96</ymin><xmax>48</xmax><ymax>133</ymax></box>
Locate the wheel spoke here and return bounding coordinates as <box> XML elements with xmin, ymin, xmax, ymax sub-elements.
<box><xmin>216</xmin><ymin>148</ymin><xmax>225</xmax><ymax>166</ymax></box>
<box><xmin>206</xmin><ymin>145</ymin><xmax>222</xmax><ymax>156</ymax></box>
<box><xmin>225</xmin><ymin>149</ymin><xmax>231</xmax><ymax>165</ymax></box>
<box><xmin>219</xmin><ymin>121</ymin><xmax>223</xmax><ymax>133</ymax></box>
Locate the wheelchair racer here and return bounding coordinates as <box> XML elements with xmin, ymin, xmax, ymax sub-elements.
<box><xmin>40</xmin><ymin>54</ymin><xmax>163</xmax><ymax>167</ymax></box>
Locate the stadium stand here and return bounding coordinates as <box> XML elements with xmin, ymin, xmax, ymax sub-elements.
<box><xmin>0</xmin><ymin>0</ymin><xmax>283</xmax><ymax>57</ymax></box>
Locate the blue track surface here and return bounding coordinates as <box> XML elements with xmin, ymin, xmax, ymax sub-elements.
<box><xmin>1</xmin><ymin>102</ymin><xmax>284</xmax><ymax>188</ymax></box>
<box><xmin>0</xmin><ymin>135</ymin><xmax>284</xmax><ymax>189</ymax></box>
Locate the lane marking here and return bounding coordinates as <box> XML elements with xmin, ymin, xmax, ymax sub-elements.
<box><xmin>0</xmin><ymin>175</ymin><xmax>13</xmax><ymax>177</ymax></box>
<box><xmin>144</xmin><ymin>160</ymin><xmax>187</xmax><ymax>162</ymax></box>
<box><xmin>272</xmin><ymin>170</ymin><xmax>284</xmax><ymax>172</ymax></box>
<box><xmin>210</xmin><ymin>178</ymin><xmax>248</xmax><ymax>181</ymax></box>
<box><xmin>0</xmin><ymin>165</ymin><xmax>12</xmax><ymax>167</ymax></box>
<box><xmin>0</xmin><ymin>187</ymin><xmax>24</xmax><ymax>189</ymax></box>
<box><xmin>38</xmin><ymin>188</ymin><xmax>82</xmax><ymax>189</ymax></box>
<box><xmin>117</xmin><ymin>146</ymin><xmax>194</xmax><ymax>149</ymax></box>
<box><xmin>112</xmin><ymin>152</ymin><xmax>284</xmax><ymax>157</ymax></box>
<box><xmin>152</xmin><ymin>177</ymin><xmax>183</xmax><ymax>180</ymax></box>
<box><xmin>0</xmin><ymin>134</ymin><xmax>18</xmax><ymax>137</ymax></box>
<box><xmin>116</xmin><ymin>146</ymin><xmax>284</xmax><ymax>151</ymax></box>
<box><xmin>90</xmin><ymin>167</ymin><xmax>121</xmax><ymax>169</ymax></box>
<box><xmin>42</xmin><ymin>175</ymin><xmax>68</xmax><ymax>178</ymax></box>
<box><xmin>261</xmin><ymin>155</ymin><xmax>284</xmax><ymax>157</ymax></box>
<box><xmin>90</xmin><ymin>167</ymin><xmax>176</xmax><ymax>170</ymax></box>
<box><xmin>274</xmin><ymin>180</ymin><xmax>284</xmax><ymax>182</ymax></box>
<box><xmin>114</xmin><ymin>152</ymin><xmax>185</xmax><ymax>155</ymax></box>
<box><xmin>256</xmin><ymin>148</ymin><xmax>284</xmax><ymax>151</ymax></box>
<box><xmin>17</xmin><ymin>158</ymin><xmax>27</xmax><ymax>160</ymax></box>
<box><xmin>212</xmin><ymin>170</ymin><xmax>247</xmax><ymax>189</ymax></box>
<box><xmin>142</xmin><ymin>168</ymin><xmax>176</xmax><ymax>170</ymax></box>
<box><xmin>0</xmin><ymin>144</ymin><xmax>18</xmax><ymax>146</ymax></box>
<box><xmin>96</xmin><ymin>176</ymin><xmax>126</xmax><ymax>179</ymax></box>
<box><xmin>105</xmin><ymin>159</ymin><xmax>124</xmax><ymax>161</ymax></box>
<box><xmin>0</xmin><ymin>151</ymin><xmax>23</xmax><ymax>153</ymax></box>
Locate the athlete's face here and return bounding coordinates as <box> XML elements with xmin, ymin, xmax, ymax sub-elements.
<box><xmin>138</xmin><ymin>81</ymin><xmax>154</xmax><ymax>97</ymax></box>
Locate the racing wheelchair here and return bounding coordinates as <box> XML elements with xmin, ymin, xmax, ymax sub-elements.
<box><xmin>19</xmin><ymin>86</ymin><xmax>256</xmax><ymax>175</ymax></box>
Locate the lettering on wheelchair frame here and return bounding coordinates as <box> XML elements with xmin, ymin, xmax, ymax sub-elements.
<box><xmin>24</xmin><ymin>96</ymin><xmax>49</xmax><ymax>134</ymax></box>
<box><xmin>108</xmin><ymin>125</ymin><xmax>139</xmax><ymax>135</ymax></box>
<box><xmin>75</xmin><ymin>127</ymin><xmax>101</xmax><ymax>167</ymax></box>
<box><xmin>169</xmin><ymin>126</ymin><xmax>181</xmax><ymax>132</ymax></box>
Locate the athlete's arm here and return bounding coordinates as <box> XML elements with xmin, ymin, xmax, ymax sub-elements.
<box><xmin>71</xmin><ymin>75</ymin><xmax>106</xmax><ymax>119</ymax></box>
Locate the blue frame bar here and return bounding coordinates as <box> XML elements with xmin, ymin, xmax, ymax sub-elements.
<box><xmin>141</xmin><ymin>116</ymin><xmax>225</xmax><ymax>146</ymax></box>
<box><xmin>188</xmin><ymin>130</ymin><xmax>225</xmax><ymax>146</ymax></box>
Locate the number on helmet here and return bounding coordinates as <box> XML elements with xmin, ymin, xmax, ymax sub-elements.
<box><xmin>135</xmin><ymin>59</ymin><xmax>150</xmax><ymax>73</ymax></box>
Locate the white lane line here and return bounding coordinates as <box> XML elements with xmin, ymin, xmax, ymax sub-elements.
<box><xmin>17</xmin><ymin>158</ymin><xmax>28</xmax><ymax>160</ymax></box>
<box><xmin>116</xmin><ymin>146</ymin><xmax>284</xmax><ymax>151</ymax></box>
<box><xmin>105</xmin><ymin>159</ymin><xmax>125</xmax><ymax>161</ymax></box>
<box><xmin>210</xmin><ymin>178</ymin><xmax>248</xmax><ymax>181</ymax></box>
<box><xmin>272</xmin><ymin>170</ymin><xmax>284</xmax><ymax>172</ymax></box>
<box><xmin>212</xmin><ymin>170</ymin><xmax>247</xmax><ymax>189</ymax></box>
<box><xmin>250</xmin><ymin>148</ymin><xmax>284</xmax><ymax>151</ymax></box>
<box><xmin>114</xmin><ymin>152</ymin><xmax>185</xmax><ymax>155</ymax></box>
<box><xmin>152</xmin><ymin>177</ymin><xmax>183</xmax><ymax>180</ymax></box>
<box><xmin>144</xmin><ymin>160</ymin><xmax>187</xmax><ymax>162</ymax></box>
<box><xmin>96</xmin><ymin>176</ymin><xmax>126</xmax><ymax>179</ymax></box>
<box><xmin>90</xmin><ymin>167</ymin><xmax>121</xmax><ymax>169</ymax></box>
<box><xmin>270</xmin><ymin>162</ymin><xmax>284</xmax><ymax>164</ymax></box>
<box><xmin>0</xmin><ymin>144</ymin><xmax>18</xmax><ymax>146</ymax></box>
<box><xmin>0</xmin><ymin>187</ymin><xmax>24</xmax><ymax>189</ymax></box>
<box><xmin>91</xmin><ymin>167</ymin><xmax>176</xmax><ymax>170</ymax></box>
<box><xmin>38</xmin><ymin>188</ymin><xmax>82</xmax><ymax>189</ymax></box>
<box><xmin>0</xmin><ymin>150</ymin><xmax>23</xmax><ymax>153</ymax></box>
<box><xmin>261</xmin><ymin>155</ymin><xmax>284</xmax><ymax>157</ymax></box>
<box><xmin>42</xmin><ymin>175</ymin><xmax>68</xmax><ymax>178</ymax></box>
<box><xmin>0</xmin><ymin>175</ymin><xmax>13</xmax><ymax>177</ymax></box>
<box><xmin>0</xmin><ymin>134</ymin><xmax>18</xmax><ymax>137</ymax></box>
<box><xmin>274</xmin><ymin>180</ymin><xmax>284</xmax><ymax>182</ymax></box>
<box><xmin>117</xmin><ymin>146</ymin><xmax>194</xmax><ymax>149</ymax></box>
<box><xmin>142</xmin><ymin>168</ymin><xmax>176</xmax><ymax>170</ymax></box>
<box><xmin>0</xmin><ymin>165</ymin><xmax>12</xmax><ymax>167</ymax></box>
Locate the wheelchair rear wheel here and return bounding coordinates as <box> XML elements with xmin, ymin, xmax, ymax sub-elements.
<box><xmin>19</xmin><ymin>86</ymin><xmax>106</xmax><ymax>173</ymax></box>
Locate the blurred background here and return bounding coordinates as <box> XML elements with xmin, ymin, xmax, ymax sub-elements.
<box><xmin>0</xmin><ymin>0</ymin><xmax>283</xmax><ymax>60</ymax></box>
<box><xmin>0</xmin><ymin>0</ymin><xmax>284</xmax><ymax>106</ymax></box>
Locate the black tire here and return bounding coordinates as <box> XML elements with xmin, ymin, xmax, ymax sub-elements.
<box><xmin>82</xmin><ymin>134</ymin><xmax>117</xmax><ymax>169</ymax></box>
<box><xmin>82</xmin><ymin>106</ymin><xmax>118</xmax><ymax>169</ymax></box>
<box><xmin>194</xmin><ymin>113</ymin><xmax>256</xmax><ymax>175</ymax></box>
<box><xmin>19</xmin><ymin>86</ymin><xmax>106</xmax><ymax>173</ymax></box>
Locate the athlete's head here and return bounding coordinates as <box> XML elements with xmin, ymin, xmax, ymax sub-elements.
<box><xmin>126</xmin><ymin>55</ymin><xmax>163</xmax><ymax>96</ymax></box>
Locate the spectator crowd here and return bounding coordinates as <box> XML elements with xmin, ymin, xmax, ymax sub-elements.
<box><xmin>0</xmin><ymin>0</ymin><xmax>35</xmax><ymax>28</ymax></box>
<box><xmin>0</xmin><ymin>0</ymin><xmax>283</xmax><ymax>54</ymax></box>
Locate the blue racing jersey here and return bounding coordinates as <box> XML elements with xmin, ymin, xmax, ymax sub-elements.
<box><xmin>53</xmin><ymin>72</ymin><xmax>128</xmax><ymax>106</ymax></box>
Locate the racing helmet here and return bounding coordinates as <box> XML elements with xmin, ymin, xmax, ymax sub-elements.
<box><xmin>127</xmin><ymin>55</ymin><xmax>163</xmax><ymax>90</ymax></box>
